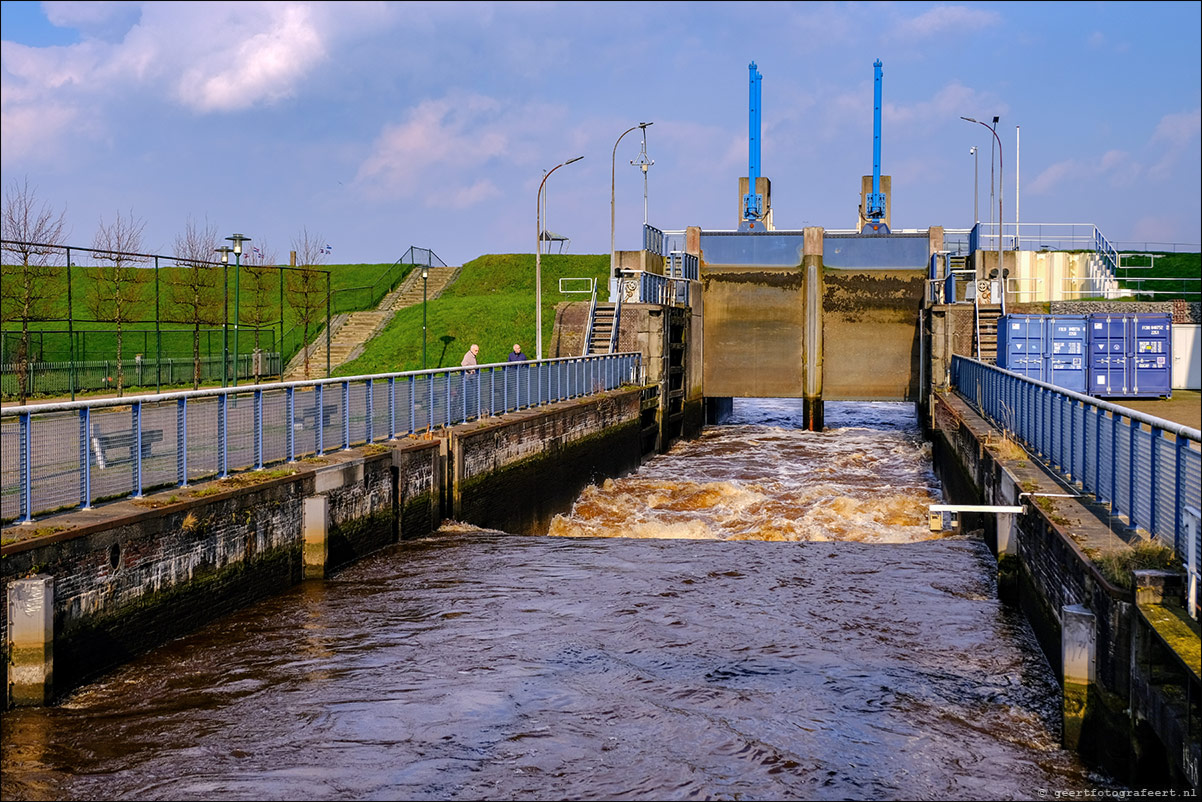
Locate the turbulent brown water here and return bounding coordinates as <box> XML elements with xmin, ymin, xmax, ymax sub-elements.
<box><xmin>0</xmin><ymin>400</ymin><xmax>1112</xmax><ymax>801</ymax></box>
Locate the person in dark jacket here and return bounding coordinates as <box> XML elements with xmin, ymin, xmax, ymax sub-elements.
<box><xmin>507</xmin><ymin>343</ymin><xmax>528</xmax><ymax>362</ymax></box>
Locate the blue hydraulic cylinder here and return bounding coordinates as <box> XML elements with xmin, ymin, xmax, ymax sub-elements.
<box><xmin>866</xmin><ymin>59</ymin><xmax>887</xmax><ymax>222</ymax></box>
<box><xmin>744</xmin><ymin>62</ymin><xmax>763</xmax><ymax>220</ymax></box>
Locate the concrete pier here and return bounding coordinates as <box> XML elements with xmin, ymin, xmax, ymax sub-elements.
<box><xmin>7</xmin><ymin>575</ymin><xmax>54</xmax><ymax>707</ymax></box>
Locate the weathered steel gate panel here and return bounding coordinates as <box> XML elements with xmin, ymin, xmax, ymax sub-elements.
<box><xmin>821</xmin><ymin>268</ymin><xmax>926</xmax><ymax>401</ymax></box>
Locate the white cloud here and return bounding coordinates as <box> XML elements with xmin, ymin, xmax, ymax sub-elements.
<box><xmin>428</xmin><ymin>179</ymin><xmax>503</xmax><ymax>210</ymax></box>
<box><xmin>890</xmin><ymin>5</ymin><xmax>1001</xmax><ymax>40</ymax></box>
<box><xmin>1147</xmin><ymin>108</ymin><xmax>1200</xmax><ymax>179</ymax></box>
<box><xmin>884</xmin><ymin>81</ymin><xmax>1002</xmax><ymax>134</ymax></box>
<box><xmin>1028</xmin><ymin>159</ymin><xmax>1078</xmax><ymax>195</ymax></box>
<box><xmin>42</xmin><ymin>1</ymin><xmax>142</xmax><ymax>42</ymax></box>
<box><xmin>356</xmin><ymin>92</ymin><xmax>566</xmax><ymax>199</ymax></box>
<box><xmin>172</xmin><ymin>4</ymin><xmax>327</xmax><ymax>112</ymax></box>
<box><xmin>1029</xmin><ymin>149</ymin><xmax>1140</xmax><ymax>195</ymax></box>
<box><xmin>1130</xmin><ymin>215</ymin><xmax>1181</xmax><ymax>244</ymax></box>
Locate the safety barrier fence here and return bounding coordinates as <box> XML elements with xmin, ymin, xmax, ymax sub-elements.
<box><xmin>952</xmin><ymin>355</ymin><xmax>1201</xmax><ymax>609</ymax></box>
<box><xmin>621</xmin><ymin>270</ymin><xmax>692</xmax><ymax>306</ymax></box>
<box><xmin>666</xmin><ymin>251</ymin><xmax>700</xmax><ymax>280</ymax></box>
<box><xmin>1</xmin><ymin>353</ymin><xmax>642</xmax><ymax>524</ymax></box>
<box><xmin>643</xmin><ymin>224</ymin><xmax>665</xmax><ymax>257</ymax></box>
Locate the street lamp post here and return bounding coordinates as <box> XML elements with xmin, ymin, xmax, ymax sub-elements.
<box><xmin>421</xmin><ymin>266</ymin><xmax>429</xmax><ymax>370</ymax></box>
<box><xmin>962</xmin><ymin>117</ymin><xmax>1003</xmax><ymax>291</ymax></box>
<box><xmin>226</xmin><ymin>234</ymin><xmax>251</xmax><ymax>386</ymax></box>
<box><xmin>611</xmin><ymin>123</ymin><xmax>652</xmax><ymax>281</ymax></box>
<box><xmin>536</xmin><ymin>155</ymin><xmax>583</xmax><ymax>360</ymax></box>
<box><xmin>214</xmin><ymin>246</ymin><xmax>234</xmax><ymax>386</ymax></box>
<box><xmin>969</xmin><ymin>146</ymin><xmax>979</xmax><ymax>224</ymax></box>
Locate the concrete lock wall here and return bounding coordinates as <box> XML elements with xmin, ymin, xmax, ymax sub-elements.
<box><xmin>2</xmin><ymin>390</ymin><xmax>655</xmax><ymax>707</ymax></box>
<box><xmin>928</xmin><ymin>391</ymin><xmax>1197</xmax><ymax>788</ymax></box>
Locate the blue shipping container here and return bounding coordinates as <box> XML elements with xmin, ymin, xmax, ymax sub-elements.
<box><xmin>997</xmin><ymin>314</ymin><xmax>1088</xmax><ymax>393</ymax></box>
<box><xmin>997</xmin><ymin>314</ymin><xmax>1045</xmax><ymax>379</ymax></box>
<box><xmin>1045</xmin><ymin>316</ymin><xmax>1089</xmax><ymax>394</ymax></box>
<box><xmin>1087</xmin><ymin>313</ymin><xmax>1173</xmax><ymax>398</ymax></box>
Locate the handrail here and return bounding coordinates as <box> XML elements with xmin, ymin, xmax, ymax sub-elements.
<box><xmin>642</xmin><ymin>224</ymin><xmax>665</xmax><ymax>256</ymax></box>
<box><xmin>3</xmin><ymin>353</ymin><xmax>643</xmax><ymax>524</ymax></box>
<box><xmin>608</xmin><ymin>284</ymin><xmax>624</xmax><ymax>354</ymax></box>
<box><xmin>951</xmin><ymin>355</ymin><xmax>1201</xmax><ymax>583</ymax></box>
<box><xmin>582</xmin><ymin>281</ymin><xmax>598</xmax><ymax>356</ymax></box>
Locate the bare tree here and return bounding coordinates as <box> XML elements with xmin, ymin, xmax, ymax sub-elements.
<box><xmin>87</xmin><ymin>210</ymin><xmax>149</xmax><ymax>396</ymax></box>
<box><xmin>0</xmin><ymin>177</ymin><xmax>69</xmax><ymax>403</ymax></box>
<box><xmin>241</xmin><ymin>240</ymin><xmax>279</xmax><ymax>382</ymax></box>
<box><xmin>168</xmin><ymin>219</ymin><xmax>222</xmax><ymax>389</ymax></box>
<box><xmin>286</xmin><ymin>227</ymin><xmax>329</xmax><ymax>379</ymax></box>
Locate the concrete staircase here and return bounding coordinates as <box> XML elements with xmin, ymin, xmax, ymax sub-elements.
<box><xmin>384</xmin><ymin>266</ymin><xmax>459</xmax><ymax>311</ymax></box>
<box><xmin>284</xmin><ymin>265</ymin><xmax>460</xmax><ymax>380</ymax></box>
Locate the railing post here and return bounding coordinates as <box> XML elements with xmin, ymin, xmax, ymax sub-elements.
<box><xmin>365</xmin><ymin>378</ymin><xmax>374</xmax><ymax>443</ymax></box>
<box><xmin>132</xmin><ymin>401</ymin><xmax>143</xmax><ymax>497</ymax></box>
<box><xmin>254</xmin><ymin>389</ymin><xmax>263</xmax><ymax>469</ymax></box>
<box><xmin>388</xmin><ymin>377</ymin><xmax>396</xmax><ymax>439</ymax></box>
<box><xmin>177</xmin><ymin>398</ymin><xmax>188</xmax><ymax>486</ymax></box>
<box><xmin>410</xmin><ymin>375</ymin><xmax>417</xmax><ymax>434</ymax></box>
<box><xmin>79</xmin><ymin>407</ymin><xmax>91</xmax><ymax>509</ymax></box>
<box><xmin>314</xmin><ymin>383</ymin><xmax>324</xmax><ymax>455</ymax></box>
<box><xmin>1175</xmin><ymin>434</ymin><xmax>1186</xmax><ymax>555</ymax></box>
<box><xmin>217</xmin><ymin>394</ymin><xmax>228</xmax><ymax>479</ymax></box>
<box><xmin>342</xmin><ymin>381</ymin><xmax>350</xmax><ymax>450</ymax></box>
<box><xmin>19</xmin><ymin>411</ymin><xmax>32</xmax><ymax>523</ymax></box>
<box><xmin>1128</xmin><ymin>417</ymin><xmax>1138</xmax><ymax>529</ymax></box>
<box><xmin>444</xmin><ymin>372</ymin><xmax>451</xmax><ymax>427</ymax></box>
<box><xmin>286</xmin><ymin>387</ymin><xmax>295</xmax><ymax>462</ymax></box>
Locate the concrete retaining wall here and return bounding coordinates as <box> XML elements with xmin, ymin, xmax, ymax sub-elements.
<box><xmin>3</xmin><ymin>389</ymin><xmax>651</xmax><ymax>706</ymax></box>
<box><xmin>929</xmin><ymin>391</ymin><xmax>1198</xmax><ymax>788</ymax></box>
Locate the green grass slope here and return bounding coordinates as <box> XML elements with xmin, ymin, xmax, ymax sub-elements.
<box><xmin>1115</xmin><ymin>252</ymin><xmax>1200</xmax><ymax>300</ymax></box>
<box><xmin>336</xmin><ymin>253</ymin><xmax>609</xmax><ymax>374</ymax></box>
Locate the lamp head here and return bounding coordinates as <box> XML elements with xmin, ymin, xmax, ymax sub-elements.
<box><xmin>214</xmin><ymin>245</ymin><xmax>233</xmax><ymax>264</ymax></box>
<box><xmin>566</xmin><ymin>156</ymin><xmax>584</xmax><ymax>165</ymax></box>
<box><xmin>226</xmin><ymin>233</ymin><xmax>251</xmax><ymax>255</ymax></box>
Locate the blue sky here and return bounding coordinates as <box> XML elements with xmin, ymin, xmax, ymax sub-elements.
<box><xmin>2</xmin><ymin>1</ymin><xmax>1200</xmax><ymax>266</ymax></box>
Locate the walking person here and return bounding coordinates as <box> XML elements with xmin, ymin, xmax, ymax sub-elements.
<box><xmin>459</xmin><ymin>343</ymin><xmax>480</xmax><ymax>419</ymax></box>
<box><xmin>461</xmin><ymin>343</ymin><xmax>480</xmax><ymax>372</ymax></box>
<box><xmin>507</xmin><ymin>343</ymin><xmax>528</xmax><ymax>362</ymax></box>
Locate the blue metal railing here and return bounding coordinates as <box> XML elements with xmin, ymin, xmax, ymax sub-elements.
<box><xmin>626</xmin><ymin>271</ymin><xmax>691</xmax><ymax>306</ymax></box>
<box><xmin>1</xmin><ymin>354</ymin><xmax>642</xmax><ymax>523</ymax></box>
<box><xmin>952</xmin><ymin>356</ymin><xmax>1201</xmax><ymax>577</ymax></box>
<box><xmin>1093</xmin><ymin>227</ymin><xmax>1120</xmax><ymax>279</ymax></box>
<box><xmin>643</xmin><ymin>224</ymin><xmax>665</xmax><ymax>257</ymax></box>
<box><xmin>666</xmin><ymin>251</ymin><xmax>699</xmax><ymax>281</ymax></box>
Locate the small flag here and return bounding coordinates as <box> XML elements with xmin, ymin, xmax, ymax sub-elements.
<box><xmin>321</xmin><ymin>243</ymin><xmax>333</xmax><ymax>254</ymax></box>
<box><xmin>252</xmin><ymin>246</ymin><xmax>262</xmax><ymax>256</ymax></box>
